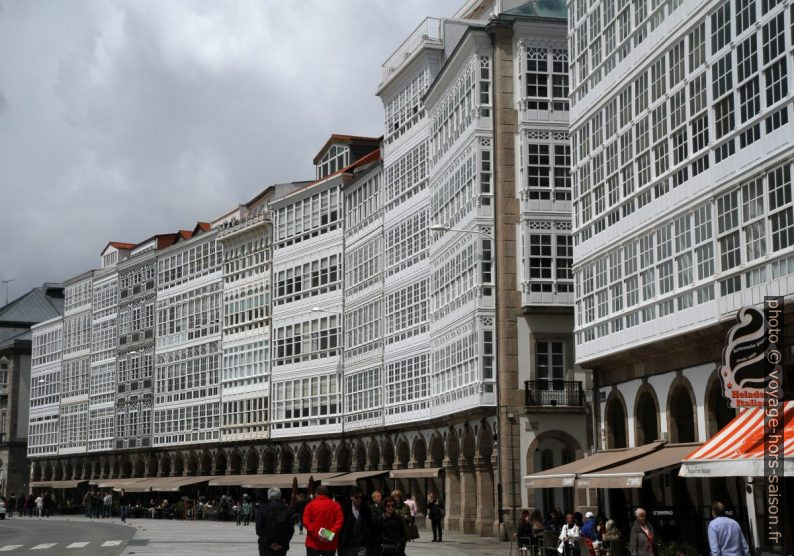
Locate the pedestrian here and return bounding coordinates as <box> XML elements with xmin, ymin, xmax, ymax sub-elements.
<box><xmin>403</xmin><ymin>494</ymin><xmax>417</xmax><ymax>525</ymax></box>
<box><xmin>120</xmin><ymin>489</ymin><xmax>129</xmax><ymax>522</ymax></box>
<box><xmin>603</xmin><ymin>520</ymin><xmax>625</xmax><ymax>556</ymax></box>
<box><xmin>377</xmin><ymin>496</ymin><xmax>407</xmax><ymax>556</ymax></box>
<box><xmin>256</xmin><ymin>488</ymin><xmax>295</xmax><ymax>556</ymax></box>
<box><xmin>83</xmin><ymin>491</ymin><xmax>92</xmax><ymax>518</ymax></box>
<box><xmin>103</xmin><ymin>491</ymin><xmax>112</xmax><ymax>518</ymax></box>
<box><xmin>26</xmin><ymin>494</ymin><xmax>35</xmax><ymax>517</ymax></box>
<box><xmin>93</xmin><ymin>491</ymin><xmax>102</xmax><ymax>518</ymax></box>
<box><xmin>426</xmin><ymin>491</ymin><xmax>444</xmax><ymax>542</ymax></box>
<box><xmin>515</xmin><ymin>510</ymin><xmax>534</xmax><ymax>551</ymax></box>
<box><xmin>242</xmin><ymin>494</ymin><xmax>252</xmax><ymax>526</ymax></box>
<box><xmin>35</xmin><ymin>494</ymin><xmax>44</xmax><ymax>517</ymax></box>
<box><xmin>389</xmin><ymin>491</ymin><xmax>415</xmax><ymax>542</ymax></box>
<box><xmin>629</xmin><ymin>508</ymin><xmax>656</xmax><ymax>556</ymax></box>
<box><xmin>7</xmin><ymin>493</ymin><xmax>15</xmax><ymax>518</ymax></box>
<box><xmin>338</xmin><ymin>487</ymin><xmax>374</xmax><ymax>556</ymax></box>
<box><xmin>707</xmin><ymin>501</ymin><xmax>750</xmax><ymax>556</ymax></box>
<box><xmin>370</xmin><ymin>490</ymin><xmax>384</xmax><ymax>522</ymax></box>
<box><xmin>16</xmin><ymin>495</ymin><xmax>24</xmax><ymax>517</ymax></box>
<box><xmin>294</xmin><ymin>493</ymin><xmax>307</xmax><ymax>534</ymax></box>
<box><xmin>580</xmin><ymin>511</ymin><xmax>597</xmax><ymax>540</ymax></box>
<box><xmin>303</xmin><ymin>485</ymin><xmax>344</xmax><ymax>556</ymax></box>
<box><xmin>545</xmin><ymin>508</ymin><xmax>562</xmax><ymax>536</ymax></box>
<box><xmin>558</xmin><ymin>513</ymin><xmax>580</xmax><ymax>556</ymax></box>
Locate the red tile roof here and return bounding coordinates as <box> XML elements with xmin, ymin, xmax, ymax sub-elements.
<box><xmin>154</xmin><ymin>233</ymin><xmax>179</xmax><ymax>250</ymax></box>
<box><xmin>100</xmin><ymin>241</ymin><xmax>136</xmax><ymax>254</ymax></box>
<box><xmin>281</xmin><ymin>148</ymin><xmax>382</xmax><ymax>201</ymax></box>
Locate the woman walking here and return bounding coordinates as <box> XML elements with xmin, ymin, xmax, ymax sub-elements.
<box><xmin>426</xmin><ymin>492</ymin><xmax>444</xmax><ymax>542</ymax></box>
<box><xmin>377</xmin><ymin>496</ymin><xmax>407</xmax><ymax>556</ymax></box>
<box><xmin>629</xmin><ymin>508</ymin><xmax>656</xmax><ymax>556</ymax></box>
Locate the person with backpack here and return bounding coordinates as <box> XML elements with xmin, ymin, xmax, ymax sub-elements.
<box><xmin>256</xmin><ymin>488</ymin><xmax>294</xmax><ymax>556</ymax></box>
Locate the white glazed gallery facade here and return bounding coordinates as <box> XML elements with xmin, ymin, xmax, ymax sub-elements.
<box><xmin>568</xmin><ymin>0</ymin><xmax>793</xmax><ymax>548</ymax></box>
<box><xmin>28</xmin><ymin>0</ymin><xmax>587</xmax><ymax>538</ymax></box>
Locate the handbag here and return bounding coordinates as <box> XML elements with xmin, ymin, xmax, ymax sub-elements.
<box><xmin>407</xmin><ymin>522</ymin><xmax>420</xmax><ymax>540</ymax></box>
<box><xmin>381</xmin><ymin>543</ymin><xmax>402</xmax><ymax>556</ymax></box>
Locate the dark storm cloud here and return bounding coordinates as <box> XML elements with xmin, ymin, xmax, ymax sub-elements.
<box><xmin>0</xmin><ymin>0</ymin><xmax>461</xmax><ymax>301</ymax></box>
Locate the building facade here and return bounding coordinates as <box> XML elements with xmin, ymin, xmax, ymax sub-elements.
<box><xmin>27</xmin><ymin>0</ymin><xmax>587</xmax><ymax>539</ymax></box>
<box><xmin>116</xmin><ymin>235</ymin><xmax>177</xmax><ymax>452</ymax></box>
<box><xmin>153</xmin><ymin>224</ymin><xmax>223</xmax><ymax>451</ymax></box>
<box><xmin>569</xmin><ymin>0</ymin><xmax>793</xmax><ymax>550</ymax></box>
<box><xmin>59</xmin><ymin>272</ymin><xmax>93</xmax><ymax>456</ymax></box>
<box><xmin>2</xmin><ymin>284</ymin><xmax>64</xmax><ymax>497</ymax></box>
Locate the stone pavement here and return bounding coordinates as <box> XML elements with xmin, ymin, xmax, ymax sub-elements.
<box><xmin>43</xmin><ymin>516</ymin><xmax>511</xmax><ymax>555</ymax></box>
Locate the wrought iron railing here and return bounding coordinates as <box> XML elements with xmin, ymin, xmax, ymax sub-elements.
<box><xmin>524</xmin><ymin>380</ymin><xmax>584</xmax><ymax>407</ymax></box>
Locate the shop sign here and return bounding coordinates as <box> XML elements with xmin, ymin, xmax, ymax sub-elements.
<box><xmin>719</xmin><ymin>306</ymin><xmax>767</xmax><ymax>408</ymax></box>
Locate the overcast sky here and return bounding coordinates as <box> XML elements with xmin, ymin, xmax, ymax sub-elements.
<box><xmin>0</xmin><ymin>0</ymin><xmax>461</xmax><ymax>302</ymax></box>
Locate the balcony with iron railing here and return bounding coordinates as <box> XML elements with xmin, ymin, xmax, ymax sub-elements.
<box><xmin>525</xmin><ymin>379</ymin><xmax>584</xmax><ymax>409</ymax></box>
<box><xmin>380</xmin><ymin>17</ymin><xmax>442</xmax><ymax>86</ymax></box>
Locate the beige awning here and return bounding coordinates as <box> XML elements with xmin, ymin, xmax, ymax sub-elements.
<box><xmin>389</xmin><ymin>468</ymin><xmax>443</xmax><ymax>479</ymax></box>
<box><xmin>30</xmin><ymin>479</ymin><xmax>87</xmax><ymax>489</ymax></box>
<box><xmin>90</xmin><ymin>478</ymin><xmax>151</xmax><ymax>490</ymax></box>
<box><xmin>524</xmin><ymin>441</ymin><xmax>665</xmax><ymax>488</ymax></box>
<box><xmin>577</xmin><ymin>443</ymin><xmax>701</xmax><ymax>488</ymax></box>
<box><xmin>207</xmin><ymin>474</ymin><xmax>257</xmax><ymax>487</ymax></box>
<box><xmin>322</xmin><ymin>470</ymin><xmax>388</xmax><ymax>486</ymax></box>
<box><xmin>236</xmin><ymin>472</ymin><xmax>344</xmax><ymax>489</ymax></box>
<box><xmin>129</xmin><ymin>475</ymin><xmax>220</xmax><ymax>492</ymax></box>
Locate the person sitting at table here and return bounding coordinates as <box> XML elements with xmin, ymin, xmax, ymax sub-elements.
<box><xmin>581</xmin><ymin>512</ymin><xmax>597</xmax><ymax>540</ymax></box>
<box><xmin>603</xmin><ymin>520</ymin><xmax>625</xmax><ymax>556</ymax></box>
<box><xmin>516</xmin><ymin>510</ymin><xmax>534</xmax><ymax>550</ymax></box>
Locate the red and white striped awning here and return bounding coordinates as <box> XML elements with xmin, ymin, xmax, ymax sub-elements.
<box><xmin>679</xmin><ymin>400</ymin><xmax>794</xmax><ymax>477</ymax></box>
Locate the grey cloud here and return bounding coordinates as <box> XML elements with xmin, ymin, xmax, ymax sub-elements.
<box><xmin>0</xmin><ymin>0</ymin><xmax>461</xmax><ymax>301</ymax></box>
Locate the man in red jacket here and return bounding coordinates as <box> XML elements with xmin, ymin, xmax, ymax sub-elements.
<box><xmin>303</xmin><ymin>485</ymin><xmax>344</xmax><ymax>556</ymax></box>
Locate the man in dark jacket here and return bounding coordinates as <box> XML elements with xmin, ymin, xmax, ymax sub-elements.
<box><xmin>338</xmin><ymin>487</ymin><xmax>373</xmax><ymax>556</ymax></box>
<box><xmin>256</xmin><ymin>488</ymin><xmax>294</xmax><ymax>556</ymax></box>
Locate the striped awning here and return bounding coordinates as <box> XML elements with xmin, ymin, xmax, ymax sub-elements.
<box><xmin>680</xmin><ymin>400</ymin><xmax>794</xmax><ymax>477</ymax></box>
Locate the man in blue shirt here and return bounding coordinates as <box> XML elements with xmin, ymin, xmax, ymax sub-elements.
<box><xmin>580</xmin><ymin>511</ymin><xmax>598</xmax><ymax>540</ymax></box>
<box><xmin>707</xmin><ymin>501</ymin><xmax>750</xmax><ymax>556</ymax></box>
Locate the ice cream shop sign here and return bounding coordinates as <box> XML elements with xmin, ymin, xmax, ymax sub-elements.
<box><xmin>719</xmin><ymin>306</ymin><xmax>769</xmax><ymax>408</ymax></box>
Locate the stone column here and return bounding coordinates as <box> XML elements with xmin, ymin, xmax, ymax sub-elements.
<box><xmin>459</xmin><ymin>458</ymin><xmax>478</xmax><ymax>533</ymax></box>
<box><xmin>475</xmin><ymin>458</ymin><xmax>496</xmax><ymax>537</ymax></box>
<box><xmin>443</xmin><ymin>461</ymin><xmax>461</xmax><ymax>531</ymax></box>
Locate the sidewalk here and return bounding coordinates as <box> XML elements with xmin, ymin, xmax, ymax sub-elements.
<box><xmin>44</xmin><ymin>516</ymin><xmax>508</xmax><ymax>555</ymax></box>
